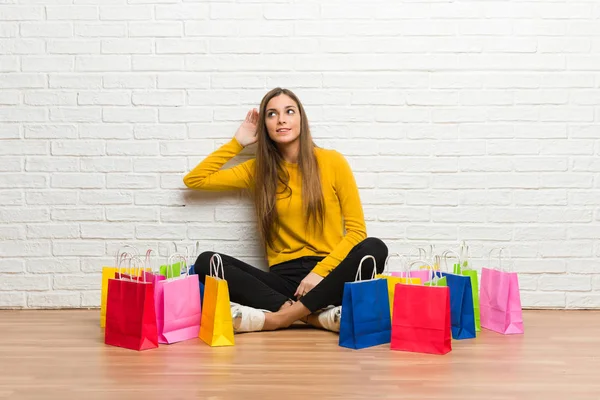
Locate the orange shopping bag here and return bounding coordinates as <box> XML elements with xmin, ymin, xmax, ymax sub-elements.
<box><xmin>199</xmin><ymin>254</ymin><xmax>234</xmax><ymax>347</ymax></box>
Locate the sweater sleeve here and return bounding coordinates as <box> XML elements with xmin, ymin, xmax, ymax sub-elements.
<box><xmin>311</xmin><ymin>151</ymin><xmax>367</xmax><ymax>277</ymax></box>
<box><xmin>183</xmin><ymin>138</ymin><xmax>254</xmax><ymax>191</ymax></box>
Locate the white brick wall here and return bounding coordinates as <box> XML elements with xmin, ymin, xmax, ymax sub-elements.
<box><xmin>0</xmin><ymin>0</ymin><xmax>599</xmax><ymax>309</ymax></box>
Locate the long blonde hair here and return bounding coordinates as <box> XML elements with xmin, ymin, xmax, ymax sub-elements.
<box><xmin>253</xmin><ymin>88</ymin><xmax>324</xmax><ymax>248</ymax></box>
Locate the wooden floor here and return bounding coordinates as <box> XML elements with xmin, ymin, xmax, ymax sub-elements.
<box><xmin>0</xmin><ymin>310</ymin><xmax>598</xmax><ymax>400</ymax></box>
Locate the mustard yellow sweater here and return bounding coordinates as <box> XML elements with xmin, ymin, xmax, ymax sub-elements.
<box><xmin>183</xmin><ymin>138</ymin><xmax>367</xmax><ymax>277</ymax></box>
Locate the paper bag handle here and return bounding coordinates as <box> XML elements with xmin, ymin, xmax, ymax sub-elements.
<box><xmin>114</xmin><ymin>244</ymin><xmax>138</xmax><ymax>269</ymax></box>
<box><xmin>408</xmin><ymin>246</ymin><xmax>433</xmax><ymax>269</ymax></box>
<box><xmin>171</xmin><ymin>241</ymin><xmax>188</xmax><ymax>260</ymax></box>
<box><xmin>166</xmin><ymin>252</ymin><xmax>188</xmax><ymax>279</ymax></box>
<box><xmin>409</xmin><ymin>259</ymin><xmax>441</xmax><ymax>284</ymax></box>
<box><xmin>115</xmin><ymin>252</ymin><xmax>132</xmax><ymax>280</ymax></box>
<box><xmin>130</xmin><ymin>255</ymin><xmax>146</xmax><ymax>283</ymax></box>
<box><xmin>402</xmin><ymin>259</ymin><xmax>425</xmax><ymax>285</ymax></box>
<box><xmin>403</xmin><ymin>257</ymin><xmax>424</xmax><ymax>280</ymax></box>
<box><xmin>355</xmin><ymin>255</ymin><xmax>377</xmax><ymax>281</ymax></box>
<box><xmin>442</xmin><ymin>249</ymin><xmax>461</xmax><ymax>274</ymax></box>
<box><xmin>210</xmin><ymin>253</ymin><xmax>225</xmax><ymax>280</ymax></box>
<box><xmin>382</xmin><ymin>253</ymin><xmax>407</xmax><ymax>276</ymax></box>
<box><xmin>459</xmin><ymin>241</ymin><xmax>471</xmax><ymax>270</ymax></box>
<box><xmin>165</xmin><ymin>253</ymin><xmax>188</xmax><ymax>282</ymax></box>
<box><xmin>145</xmin><ymin>249</ymin><xmax>155</xmax><ymax>274</ymax></box>
<box><xmin>118</xmin><ymin>254</ymin><xmax>145</xmax><ymax>283</ymax></box>
<box><xmin>185</xmin><ymin>241</ymin><xmax>201</xmax><ymax>267</ymax></box>
<box><xmin>418</xmin><ymin>244</ymin><xmax>434</xmax><ymax>263</ymax></box>
<box><xmin>488</xmin><ymin>247</ymin><xmax>511</xmax><ymax>272</ymax></box>
<box><xmin>193</xmin><ymin>241</ymin><xmax>200</xmax><ymax>260</ymax></box>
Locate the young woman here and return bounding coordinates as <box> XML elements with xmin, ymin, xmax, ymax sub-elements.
<box><xmin>183</xmin><ymin>88</ymin><xmax>388</xmax><ymax>333</ymax></box>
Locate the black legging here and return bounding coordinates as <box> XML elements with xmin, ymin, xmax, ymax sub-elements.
<box><xmin>194</xmin><ymin>237</ymin><xmax>388</xmax><ymax>313</ymax></box>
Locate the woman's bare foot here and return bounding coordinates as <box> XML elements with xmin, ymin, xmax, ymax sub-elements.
<box><xmin>262</xmin><ymin>301</ymin><xmax>312</xmax><ymax>330</ymax></box>
<box><xmin>231</xmin><ymin>300</ymin><xmax>312</xmax><ymax>332</ymax></box>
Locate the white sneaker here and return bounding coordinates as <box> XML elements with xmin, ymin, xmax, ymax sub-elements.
<box><xmin>230</xmin><ymin>302</ymin><xmax>267</xmax><ymax>333</ymax></box>
<box><xmin>316</xmin><ymin>305</ymin><xmax>342</xmax><ymax>333</ymax></box>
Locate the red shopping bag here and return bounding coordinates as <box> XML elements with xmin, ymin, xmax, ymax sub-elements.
<box><xmin>105</xmin><ymin>255</ymin><xmax>158</xmax><ymax>351</ymax></box>
<box><xmin>101</xmin><ymin>245</ymin><xmax>139</xmax><ymax>327</ymax></box>
<box><xmin>391</xmin><ymin>282</ymin><xmax>452</xmax><ymax>355</ymax></box>
<box><xmin>140</xmin><ymin>249</ymin><xmax>166</xmax><ymax>286</ymax></box>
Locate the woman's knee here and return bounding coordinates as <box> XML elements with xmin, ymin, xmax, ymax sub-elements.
<box><xmin>193</xmin><ymin>251</ymin><xmax>214</xmax><ymax>276</ymax></box>
<box><xmin>357</xmin><ymin>237</ymin><xmax>388</xmax><ymax>273</ymax></box>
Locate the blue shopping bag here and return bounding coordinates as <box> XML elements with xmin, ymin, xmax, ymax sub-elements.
<box><xmin>188</xmin><ymin>264</ymin><xmax>204</xmax><ymax>306</ymax></box>
<box><xmin>441</xmin><ymin>271</ymin><xmax>476</xmax><ymax>340</ymax></box>
<box><xmin>339</xmin><ymin>255</ymin><xmax>392</xmax><ymax>350</ymax></box>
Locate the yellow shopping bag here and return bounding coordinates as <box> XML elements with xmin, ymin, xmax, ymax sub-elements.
<box><xmin>100</xmin><ymin>247</ymin><xmax>138</xmax><ymax>327</ymax></box>
<box><xmin>100</xmin><ymin>246</ymin><xmax>150</xmax><ymax>327</ymax></box>
<box><xmin>199</xmin><ymin>254</ymin><xmax>234</xmax><ymax>347</ymax></box>
<box><xmin>377</xmin><ymin>275</ymin><xmax>421</xmax><ymax>318</ymax></box>
<box><xmin>376</xmin><ymin>253</ymin><xmax>420</xmax><ymax>318</ymax></box>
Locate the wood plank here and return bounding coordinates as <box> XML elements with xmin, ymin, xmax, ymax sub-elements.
<box><xmin>0</xmin><ymin>310</ymin><xmax>598</xmax><ymax>400</ymax></box>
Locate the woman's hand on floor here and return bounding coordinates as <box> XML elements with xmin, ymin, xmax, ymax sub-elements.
<box><xmin>295</xmin><ymin>272</ymin><xmax>323</xmax><ymax>299</ymax></box>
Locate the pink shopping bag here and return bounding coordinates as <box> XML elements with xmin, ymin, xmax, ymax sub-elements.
<box><xmin>155</xmin><ymin>254</ymin><xmax>201</xmax><ymax>344</ymax></box>
<box><xmin>390</xmin><ymin>246</ymin><xmax>436</xmax><ymax>282</ymax></box>
<box><xmin>391</xmin><ymin>269</ymin><xmax>431</xmax><ymax>283</ymax></box>
<box><xmin>390</xmin><ymin>257</ymin><xmax>432</xmax><ymax>284</ymax></box>
<box><xmin>480</xmin><ymin>248</ymin><xmax>524</xmax><ymax>335</ymax></box>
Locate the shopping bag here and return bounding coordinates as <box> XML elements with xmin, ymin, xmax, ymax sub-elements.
<box><xmin>441</xmin><ymin>272</ymin><xmax>476</xmax><ymax>340</ymax></box>
<box><xmin>155</xmin><ymin>254</ymin><xmax>201</xmax><ymax>344</ymax></box>
<box><xmin>391</xmin><ymin>269</ymin><xmax>431</xmax><ymax>284</ymax></box>
<box><xmin>101</xmin><ymin>245</ymin><xmax>139</xmax><ymax>327</ymax></box>
<box><xmin>141</xmin><ymin>249</ymin><xmax>166</xmax><ymax>286</ymax></box>
<box><xmin>160</xmin><ymin>262</ymin><xmax>182</xmax><ymax>279</ymax></box>
<box><xmin>440</xmin><ymin>252</ymin><xmax>476</xmax><ymax>340</ymax></box>
<box><xmin>401</xmin><ymin>258</ymin><xmax>446</xmax><ymax>288</ymax></box>
<box><xmin>422</xmin><ymin>260</ymin><xmax>447</xmax><ymax>288</ymax></box>
<box><xmin>187</xmin><ymin>266</ymin><xmax>205</xmax><ymax>306</ymax></box>
<box><xmin>480</xmin><ymin>248</ymin><xmax>524</xmax><ymax>335</ymax></box>
<box><xmin>455</xmin><ymin>241</ymin><xmax>481</xmax><ymax>331</ymax></box>
<box><xmin>187</xmin><ymin>243</ymin><xmax>205</xmax><ymax>306</ymax></box>
<box><xmin>377</xmin><ymin>275</ymin><xmax>420</xmax><ymax>319</ymax></box>
<box><xmin>199</xmin><ymin>254</ymin><xmax>234</xmax><ymax>346</ymax></box>
<box><xmin>104</xmin><ymin>255</ymin><xmax>158</xmax><ymax>351</ymax></box>
<box><xmin>377</xmin><ymin>254</ymin><xmax>421</xmax><ymax>318</ymax></box>
<box><xmin>339</xmin><ymin>255</ymin><xmax>392</xmax><ymax>350</ymax></box>
<box><xmin>391</xmin><ymin>281</ymin><xmax>452</xmax><ymax>355</ymax></box>
<box><xmin>425</xmin><ymin>275</ymin><xmax>447</xmax><ymax>287</ymax></box>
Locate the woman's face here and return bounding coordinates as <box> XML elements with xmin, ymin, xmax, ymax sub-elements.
<box><xmin>264</xmin><ymin>94</ymin><xmax>301</xmax><ymax>146</ymax></box>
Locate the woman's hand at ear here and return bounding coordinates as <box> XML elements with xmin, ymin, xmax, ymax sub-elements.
<box><xmin>294</xmin><ymin>272</ymin><xmax>324</xmax><ymax>300</ymax></box>
<box><xmin>234</xmin><ymin>108</ymin><xmax>259</xmax><ymax>147</ymax></box>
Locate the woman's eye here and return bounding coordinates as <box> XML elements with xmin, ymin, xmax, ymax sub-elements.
<box><xmin>287</xmin><ymin>109</ymin><xmax>295</xmax><ymax>114</ymax></box>
<box><xmin>267</xmin><ymin>111</ymin><xmax>276</xmax><ymax>117</ymax></box>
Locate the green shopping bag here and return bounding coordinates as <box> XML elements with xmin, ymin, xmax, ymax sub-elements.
<box><xmin>425</xmin><ymin>267</ymin><xmax>447</xmax><ymax>287</ymax></box>
<box><xmin>451</xmin><ymin>263</ymin><xmax>480</xmax><ymax>332</ymax></box>
<box><xmin>456</xmin><ymin>267</ymin><xmax>480</xmax><ymax>332</ymax></box>
<box><xmin>425</xmin><ymin>275</ymin><xmax>447</xmax><ymax>287</ymax></box>
<box><xmin>160</xmin><ymin>262</ymin><xmax>182</xmax><ymax>278</ymax></box>
<box><xmin>453</xmin><ymin>241</ymin><xmax>481</xmax><ymax>332</ymax></box>
<box><xmin>410</xmin><ymin>259</ymin><xmax>447</xmax><ymax>287</ymax></box>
